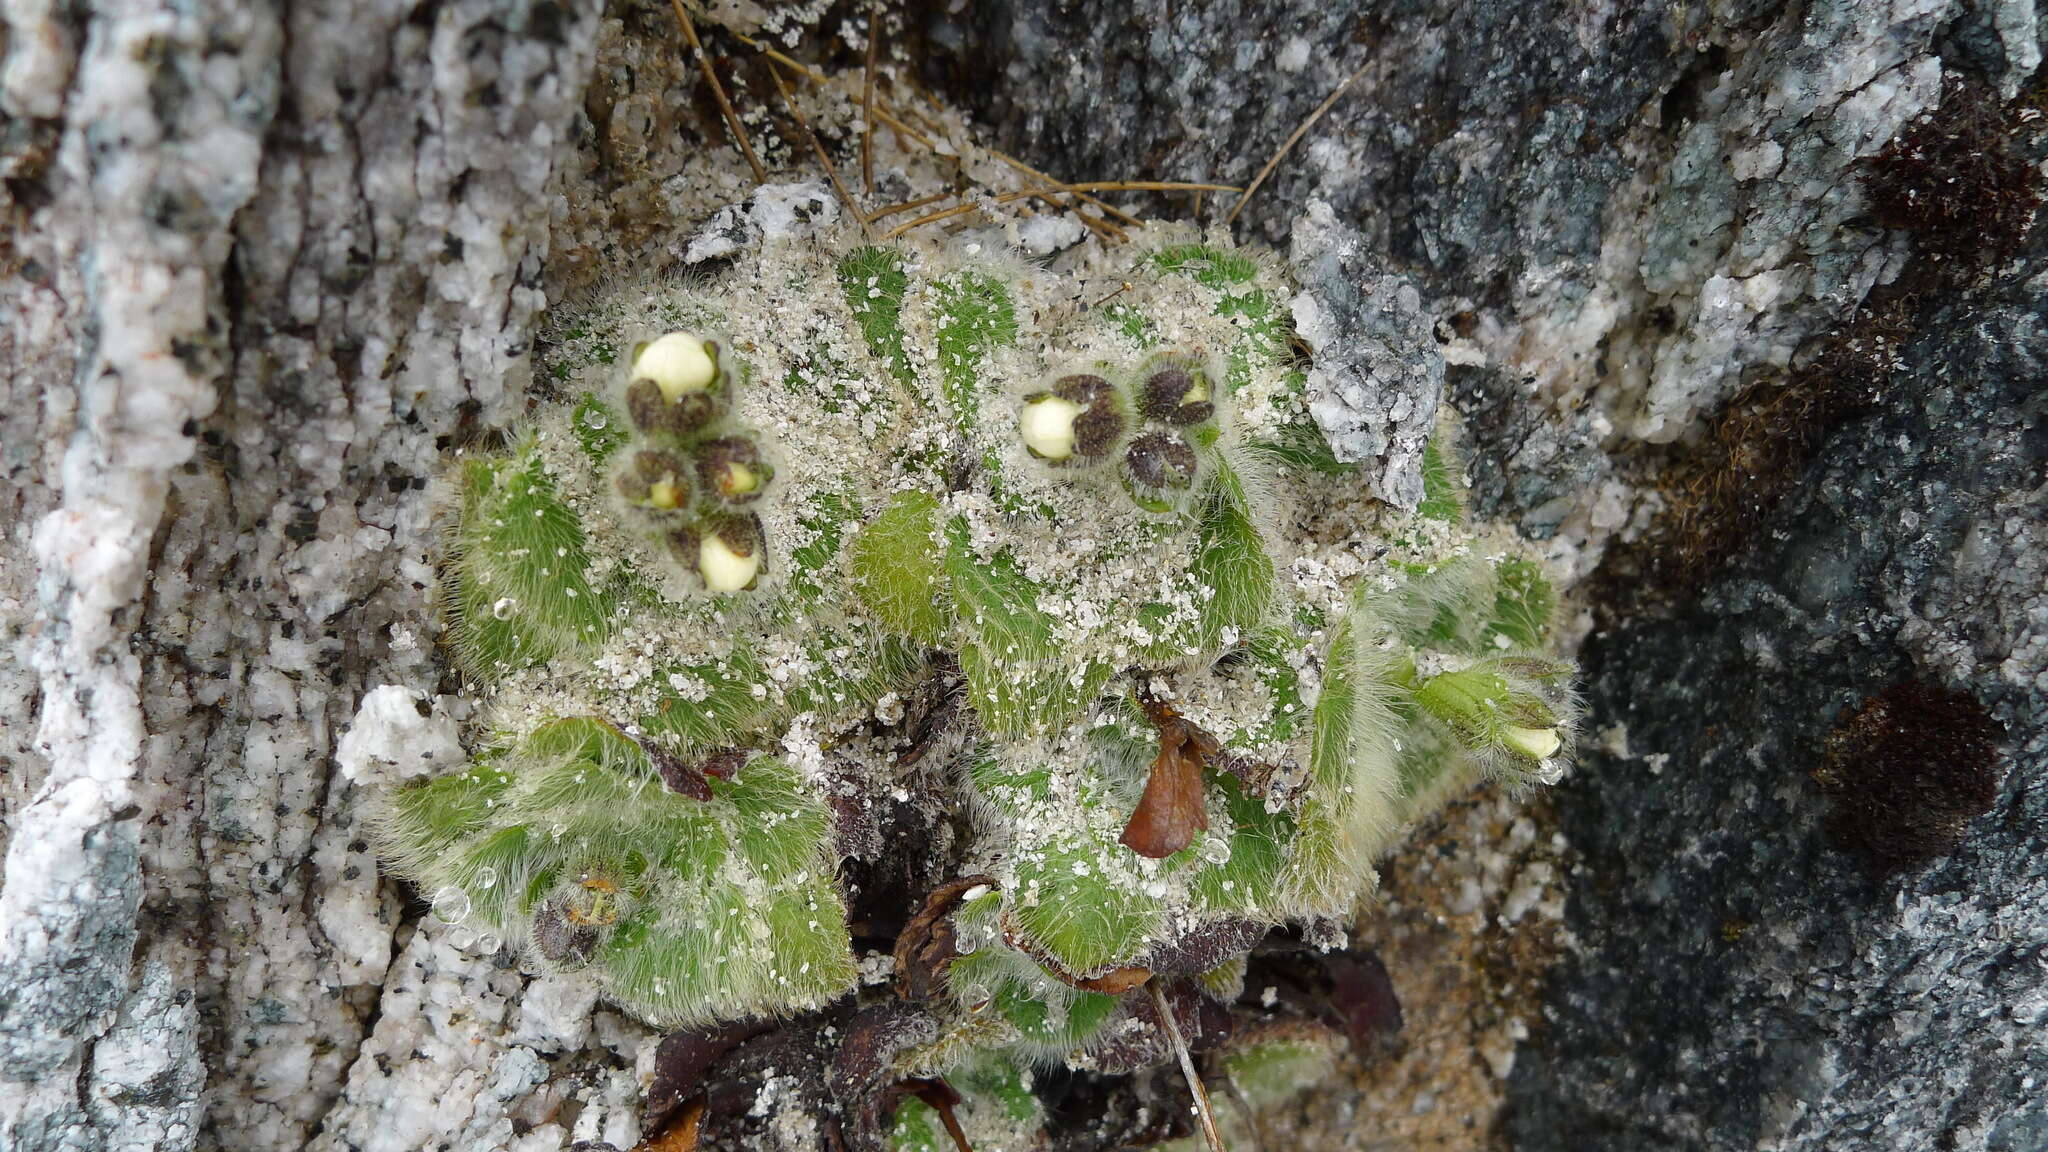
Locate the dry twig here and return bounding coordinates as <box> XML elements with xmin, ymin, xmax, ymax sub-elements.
<box><xmin>1226</xmin><ymin>61</ymin><xmax>1369</xmax><ymax>226</ymax></box>
<box><xmin>767</xmin><ymin>60</ymin><xmax>868</xmax><ymax>237</ymax></box>
<box><xmin>861</xmin><ymin>1</ymin><xmax>880</xmax><ymax>198</ymax></box>
<box><xmin>669</xmin><ymin>0</ymin><xmax>766</xmax><ymax>184</ymax></box>
<box><xmin>1150</xmin><ymin>980</ymin><xmax>1226</xmax><ymax>1152</ymax></box>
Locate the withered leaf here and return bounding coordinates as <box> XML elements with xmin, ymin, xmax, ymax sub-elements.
<box><xmin>1237</xmin><ymin>943</ymin><xmax>1403</xmax><ymax>1058</ymax></box>
<box><xmin>643</xmin><ymin>741</ymin><xmax>711</xmax><ymax>801</ymax></box>
<box><xmin>643</xmin><ymin>1019</ymin><xmax>775</xmax><ymax>1139</ymax></box>
<box><xmin>629</xmin><ymin>1099</ymin><xmax>702</xmax><ymax>1152</ymax></box>
<box><xmin>894</xmin><ymin>1078</ymin><xmax>975</xmax><ymax>1152</ymax></box>
<box><xmin>699</xmin><ymin>748</ymin><xmax>745</xmax><ymax>779</ymax></box>
<box><xmin>1120</xmin><ymin>686</ymin><xmax>1224</xmax><ymax>859</ymax></box>
<box><xmin>825</xmin><ymin>754</ymin><xmax>887</xmax><ymax>864</ymax></box>
<box><xmin>699</xmin><ymin>1027</ymin><xmax>832</xmax><ymax>1144</ymax></box>
<box><xmin>1119</xmin><ymin>722</ymin><xmax>1210</xmax><ymax>858</ymax></box>
<box><xmin>829</xmin><ymin>1002</ymin><xmax>942</xmax><ymax>1152</ymax></box>
<box><xmin>893</xmin><ymin>876</ymin><xmax>995</xmax><ymax>1002</ymax></box>
<box><xmin>1209</xmin><ymin>745</ymin><xmax>1307</xmax><ymax>806</ymax></box>
<box><xmin>1082</xmin><ymin>977</ymin><xmax>1235</xmax><ymax>1077</ymax></box>
<box><xmin>1072</xmin><ymin>966</ymin><xmax>1154</xmax><ymax>995</ymax></box>
<box><xmin>1322</xmin><ymin>951</ymin><xmax>1403</xmax><ymax>1055</ymax></box>
<box><xmin>1037</xmin><ymin>1068</ymin><xmax>1192</xmax><ymax>1152</ymax></box>
<box><xmin>891</xmin><ymin>654</ymin><xmax>965</xmax><ymax>769</ymax></box>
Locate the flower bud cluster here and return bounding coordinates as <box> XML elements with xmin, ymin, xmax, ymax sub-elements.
<box><xmin>612</xmin><ymin>333</ymin><xmax>774</xmax><ymax>593</ymax></box>
<box><xmin>1018</xmin><ymin>352</ymin><xmax>1222</xmax><ymax>513</ymax></box>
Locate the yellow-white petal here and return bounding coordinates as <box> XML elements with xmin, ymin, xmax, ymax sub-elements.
<box><xmin>649</xmin><ymin>478</ymin><xmax>685</xmax><ymax>509</ymax></box>
<box><xmin>1020</xmin><ymin>396</ymin><xmax>1082</xmax><ymax>460</ymax></box>
<box><xmin>722</xmin><ymin>462</ymin><xmax>759</xmax><ymax>495</ymax></box>
<box><xmin>699</xmin><ymin>533</ymin><xmax>760</xmax><ymax>592</ymax></box>
<box><xmin>632</xmin><ymin>333</ymin><xmax>716</xmax><ymax>401</ymax></box>
<box><xmin>1504</xmin><ymin>725</ymin><xmax>1561</xmax><ymax>761</ymax></box>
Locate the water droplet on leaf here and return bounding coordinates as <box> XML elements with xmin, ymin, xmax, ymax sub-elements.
<box><xmin>431</xmin><ymin>886</ymin><xmax>471</xmax><ymax>924</ymax></box>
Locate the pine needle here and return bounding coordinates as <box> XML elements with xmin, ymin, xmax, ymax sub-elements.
<box><xmin>1225</xmin><ymin>61</ymin><xmax>1368</xmax><ymax>227</ymax></box>
<box><xmin>723</xmin><ymin>29</ymin><xmax>1186</xmax><ymax>246</ymax></box>
<box><xmin>984</xmin><ymin>144</ymin><xmax>1146</xmax><ymax>229</ymax></box>
<box><xmin>862</xmin><ymin>0</ymin><xmax>880</xmax><ymax>198</ymax></box>
<box><xmin>866</xmin><ymin>190</ymin><xmax>955</xmax><ymax>224</ymax></box>
<box><xmin>1149</xmin><ymin>980</ymin><xmax>1226</xmax><ymax>1152</ymax></box>
<box><xmin>880</xmin><ymin>200</ymin><xmax>985</xmax><ymax>239</ymax></box>
<box><xmin>1027</xmin><ymin>193</ymin><xmax>1126</xmax><ymax>243</ymax></box>
<box><xmin>880</xmin><ymin>189</ymin><xmax>1046</xmax><ymax>239</ymax></box>
<box><xmin>1064</xmin><ymin>181</ymin><xmax>1242</xmax><ymax>193</ymax></box>
<box><xmin>1089</xmin><ymin>281</ymin><xmax>1133</xmax><ymax>307</ymax></box>
<box><xmin>878</xmin><ymin>188</ymin><xmax>1129</xmax><ymax>243</ymax></box>
<box><xmin>729</xmin><ymin>31</ymin><xmax>828</xmax><ymax>84</ymax></box>
<box><xmin>730</xmin><ymin>29</ymin><xmax>942</xmax><ymax>152</ymax></box>
<box><xmin>768</xmin><ymin>60</ymin><xmax>869</xmax><ymax>238</ymax></box>
<box><xmin>669</xmin><ymin>0</ymin><xmax>765</xmax><ymax>185</ymax></box>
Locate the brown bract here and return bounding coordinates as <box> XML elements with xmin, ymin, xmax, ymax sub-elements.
<box><xmin>893</xmin><ymin>875</ymin><xmax>996</xmax><ymax>1002</ymax></box>
<box><xmin>1138</xmin><ymin>368</ymin><xmax>1214</xmax><ymax>426</ymax></box>
<box><xmin>1123</xmin><ymin>431</ymin><xmax>1197</xmax><ymax>491</ymax></box>
<box><xmin>641</xmin><ymin>741</ymin><xmax>742</xmax><ymax>801</ymax></box>
<box><xmin>531</xmin><ymin>899</ymin><xmax>600</xmax><ymax>963</ymax></box>
<box><xmin>1120</xmin><ymin>691</ymin><xmax>1220</xmax><ymax>859</ymax></box>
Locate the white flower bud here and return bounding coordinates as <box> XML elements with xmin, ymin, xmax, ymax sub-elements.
<box><xmin>632</xmin><ymin>333</ymin><xmax>717</xmax><ymax>401</ymax></box>
<box><xmin>699</xmin><ymin>531</ymin><xmax>760</xmax><ymax>592</ymax></box>
<box><xmin>1019</xmin><ymin>395</ymin><xmax>1083</xmax><ymax>460</ymax></box>
<box><xmin>1503</xmin><ymin>725</ymin><xmax>1561</xmax><ymax>761</ymax></box>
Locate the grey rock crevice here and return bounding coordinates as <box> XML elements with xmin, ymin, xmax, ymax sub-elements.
<box><xmin>1288</xmin><ymin>199</ymin><xmax>1444</xmax><ymax>509</ymax></box>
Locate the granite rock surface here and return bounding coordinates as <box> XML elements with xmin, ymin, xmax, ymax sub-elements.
<box><xmin>2</xmin><ymin>0</ymin><xmax>2041</xmax><ymax>1148</ymax></box>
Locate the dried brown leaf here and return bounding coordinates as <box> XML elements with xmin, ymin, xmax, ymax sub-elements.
<box><xmin>893</xmin><ymin>876</ymin><xmax>995</xmax><ymax>1001</ymax></box>
<box><xmin>1119</xmin><ymin>724</ymin><xmax>1210</xmax><ymax>858</ymax></box>
<box><xmin>643</xmin><ymin>1020</ymin><xmax>775</xmax><ymax>1138</ymax></box>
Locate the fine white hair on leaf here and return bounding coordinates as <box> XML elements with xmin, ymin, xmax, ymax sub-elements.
<box><xmin>371</xmin><ymin>217</ymin><xmax>1579</xmax><ymax>1081</ymax></box>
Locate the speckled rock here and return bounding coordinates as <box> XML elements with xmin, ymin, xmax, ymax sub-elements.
<box><xmin>1288</xmin><ymin>199</ymin><xmax>1443</xmax><ymax>509</ymax></box>
<box><xmin>1</xmin><ymin>0</ymin><xmax>606</xmax><ymax>1148</ymax></box>
<box><xmin>927</xmin><ymin>0</ymin><xmax>2002</xmax><ymax>449</ymax></box>
<box><xmin>5</xmin><ymin>0</ymin><xmax>2043</xmax><ymax>1147</ymax></box>
<box><xmin>1503</xmin><ymin>257</ymin><xmax>2048</xmax><ymax>1151</ymax></box>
